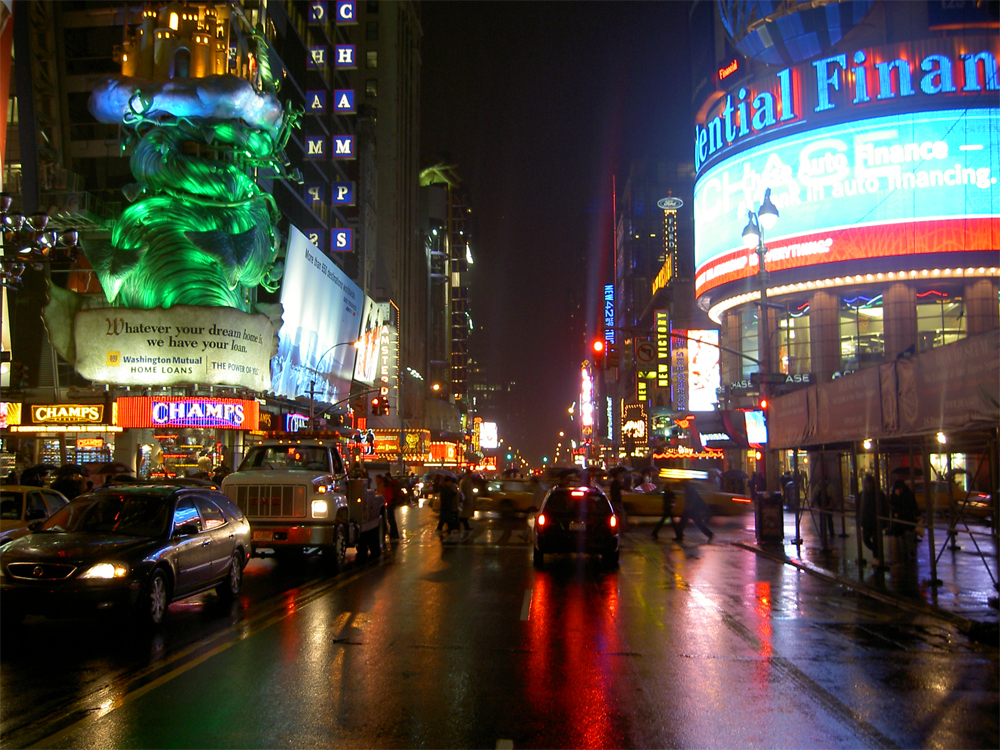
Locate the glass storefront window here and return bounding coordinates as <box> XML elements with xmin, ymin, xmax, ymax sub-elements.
<box><xmin>778</xmin><ymin>304</ymin><xmax>811</xmax><ymax>375</ymax></box>
<box><xmin>917</xmin><ymin>291</ymin><xmax>965</xmax><ymax>352</ymax></box>
<box><xmin>840</xmin><ymin>294</ymin><xmax>884</xmax><ymax>372</ymax></box>
<box><xmin>740</xmin><ymin>308</ymin><xmax>758</xmax><ymax>380</ymax></box>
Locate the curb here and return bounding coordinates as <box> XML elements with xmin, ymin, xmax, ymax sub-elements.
<box><xmin>732</xmin><ymin>540</ymin><xmax>999</xmax><ymax>642</ymax></box>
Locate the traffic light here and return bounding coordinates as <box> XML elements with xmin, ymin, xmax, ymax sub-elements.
<box><xmin>8</xmin><ymin>361</ymin><xmax>28</xmax><ymax>388</ymax></box>
<box><xmin>370</xmin><ymin>396</ymin><xmax>388</xmax><ymax>416</ymax></box>
<box><xmin>606</xmin><ymin>343</ymin><xmax>619</xmax><ymax>368</ymax></box>
<box><xmin>758</xmin><ymin>396</ymin><xmax>769</xmax><ymax>410</ymax></box>
<box><xmin>592</xmin><ymin>339</ymin><xmax>605</xmax><ymax>369</ymax></box>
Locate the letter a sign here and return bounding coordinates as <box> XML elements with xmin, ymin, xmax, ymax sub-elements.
<box><xmin>332</xmin><ymin>228</ymin><xmax>353</xmax><ymax>253</ymax></box>
<box><xmin>334</xmin><ymin>90</ymin><xmax>355</xmax><ymax>114</ymax></box>
<box><xmin>306</xmin><ymin>90</ymin><xmax>327</xmax><ymax>114</ymax></box>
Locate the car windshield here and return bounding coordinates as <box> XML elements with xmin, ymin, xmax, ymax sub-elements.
<box><xmin>543</xmin><ymin>489</ymin><xmax>611</xmax><ymax>517</ymax></box>
<box><xmin>239</xmin><ymin>446</ymin><xmax>341</xmax><ymax>473</ymax></box>
<box><xmin>40</xmin><ymin>493</ymin><xmax>171</xmax><ymax>537</ymax></box>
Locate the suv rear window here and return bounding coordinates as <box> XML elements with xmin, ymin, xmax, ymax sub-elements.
<box><xmin>543</xmin><ymin>489</ymin><xmax>612</xmax><ymax>516</ymax></box>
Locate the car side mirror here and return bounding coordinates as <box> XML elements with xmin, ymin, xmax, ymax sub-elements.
<box><xmin>27</xmin><ymin>520</ymin><xmax>44</xmax><ymax>531</ymax></box>
<box><xmin>173</xmin><ymin>522</ymin><xmax>200</xmax><ymax>537</ymax></box>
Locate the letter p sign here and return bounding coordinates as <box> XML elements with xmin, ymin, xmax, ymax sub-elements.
<box><xmin>332</xmin><ymin>228</ymin><xmax>353</xmax><ymax>253</ymax></box>
<box><xmin>332</xmin><ymin>182</ymin><xmax>355</xmax><ymax>206</ymax></box>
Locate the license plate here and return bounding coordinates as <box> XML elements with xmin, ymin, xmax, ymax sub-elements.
<box><xmin>253</xmin><ymin>531</ymin><xmax>273</xmax><ymax>542</ymax></box>
<box><xmin>569</xmin><ymin>521</ymin><xmax>586</xmax><ymax>531</ymax></box>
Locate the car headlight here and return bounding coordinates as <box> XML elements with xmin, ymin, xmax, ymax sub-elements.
<box><xmin>312</xmin><ymin>499</ymin><xmax>329</xmax><ymax>518</ymax></box>
<box><xmin>79</xmin><ymin>562</ymin><xmax>129</xmax><ymax>579</ymax></box>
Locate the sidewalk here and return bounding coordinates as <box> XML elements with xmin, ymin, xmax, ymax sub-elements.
<box><xmin>735</xmin><ymin>504</ymin><xmax>999</xmax><ymax>635</ymax></box>
<box><xmin>634</xmin><ymin>506</ymin><xmax>998</xmax><ymax>640</ymax></box>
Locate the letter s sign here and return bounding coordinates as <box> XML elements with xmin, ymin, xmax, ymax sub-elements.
<box><xmin>332</xmin><ymin>229</ymin><xmax>353</xmax><ymax>253</ymax></box>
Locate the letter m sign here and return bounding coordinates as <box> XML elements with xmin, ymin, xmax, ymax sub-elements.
<box><xmin>333</xmin><ymin>136</ymin><xmax>355</xmax><ymax>159</ymax></box>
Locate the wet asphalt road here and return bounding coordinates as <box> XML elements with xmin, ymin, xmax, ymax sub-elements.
<box><xmin>1</xmin><ymin>504</ymin><xmax>997</xmax><ymax>749</ymax></box>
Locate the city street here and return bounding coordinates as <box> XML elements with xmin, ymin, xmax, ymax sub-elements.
<box><xmin>2</xmin><ymin>505</ymin><xmax>997</xmax><ymax>749</ymax></box>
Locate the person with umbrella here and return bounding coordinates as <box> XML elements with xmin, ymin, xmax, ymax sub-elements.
<box><xmin>436</xmin><ymin>472</ymin><xmax>460</xmax><ymax>537</ymax></box>
<box><xmin>51</xmin><ymin>465</ymin><xmax>89</xmax><ymax>500</ymax></box>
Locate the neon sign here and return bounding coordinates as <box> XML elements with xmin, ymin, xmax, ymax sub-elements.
<box><xmin>116</xmin><ymin>397</ymin><xmax>258</xmax><ymax>430</ymax></box>
<box><xmin>695</xmin><ymin>40</ymin><xmax>998</xmax><ymax>175</ymax></box>
<box><xmin>718</xmin><ymin>59</ymin><xmax>738</xmax><ymax>81</ymax></box>
<box><xmin>694</xmin><ymin>108</ymin><xmax>999</xmax><ymax>299</ymax></box>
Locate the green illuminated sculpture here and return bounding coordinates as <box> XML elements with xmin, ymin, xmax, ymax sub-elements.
<box><xmin>84</xmin><ymin>73</ymin><xmax>300</xmax><ymax>312</ymax></box>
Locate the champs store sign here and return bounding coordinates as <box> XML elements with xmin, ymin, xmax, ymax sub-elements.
<box><xmin>694</xmin><ymin>38</ymin><xmax>998</xmax><ymax>175</ymax></box>
<box><xmin>4</xmin><ymin>403</ymin><xmax>119</xmax><ymax>433</ymax></box>
<box><xmin>116</xmin><ymin>397</ymin><xmax>259</xmax><ymax>430</ymax></box>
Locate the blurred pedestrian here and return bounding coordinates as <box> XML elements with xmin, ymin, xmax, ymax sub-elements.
<box><xmin>888</xmin><ymin>479</ymin><xmax>919</xmax><ymax>568</ymax></box>
<box><xmin>651</xmin><ymin>483</ymin><xmax>676</xmax><ymax>540</ymax></box>
<box><xmin>457</xmin><ymin>470</ymin><xmax>475</xmax><ymax>533</ymax></box>
<box><xmin>376</xmin><ymin>475</ymin><xmax>401</xmax><ymax>540</ymax></box>
<box><xmin>51</xmin><ymin>473</ymin><xmax>85</xmax><ymax>500</ymax></box>
<box><xmin>860</xmin><ymin>474</ymin><xmax>887</xmax><ymax>558</ymax></box>
<box><xmin>436</xmin><ymin>475</ymin><xmax>460</xmax><ymax>536</ymax></box>
<box><xmin>675</xmin><ymin>481</ymin><xmax>713</xmax><ymax>542</ymax></box>
<box><xmin>812</xmin><ymin>474</ymin><xmax>835</xmax><ymax>541</ymax></box>
<box><xmin>636</xmin><ymin>470</ymin><xmax>657</xmax><ymax>493</ymax></box>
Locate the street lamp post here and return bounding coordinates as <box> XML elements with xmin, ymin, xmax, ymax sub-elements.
<box><xmin>301</xmin><ymin>340</ymin><xmax>360</xmax><ymax>429</ymax></box>
<box><xmin>398</xmin><ymin>367</ymin><xmax>424</xmax><ymax>476</ymax></box>
<box><xmin>741</xmin><ymin>187</ymin><xmax>780</xmax><ymax>492</ymax></box>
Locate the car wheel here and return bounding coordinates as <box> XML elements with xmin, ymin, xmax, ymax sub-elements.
<box><xmin>603</xmin><ymin>549</ymin><xmax>620</xmax><ymax>567</ymax></box>
<box><xmin>326</xmin><ymin>524</ymin><xmax>348</xmax><ymax>573</ymax></box>
<box><xmin>217</xmin><ymin>552</ymin><xmax>244</xmax><ymax>599</ymax></box>
<box><xmin>141</xmin><ymin>569</ymin><xmax>170</xmax><ymax>626</ymax></box>
<box><xmin>533</xmin><ymin>547</ymin><xmax>544</xmax><ymax>567</ymax></box>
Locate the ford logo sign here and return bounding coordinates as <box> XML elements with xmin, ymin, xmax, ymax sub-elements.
<box><xmin>657</xmin><ymin>197</ymin><xmax>684</xmax><ymax>210</ymax></box>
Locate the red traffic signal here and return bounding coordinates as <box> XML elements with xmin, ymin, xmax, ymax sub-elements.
<box><xmin>592</xmin><ymin>340</ymin><xmax>605</xmax><ymax>369</ymax></box>
<box><xmin>758</xmin><ymin>396</ymin><xmax>769</xmax><ymax>410</ymax></box>
<box><xmin>754</xmin><ymin>450</ymin><xmax>763</xmax><ymax>461</ymax></box>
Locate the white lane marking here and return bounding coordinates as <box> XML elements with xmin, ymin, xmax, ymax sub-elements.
<box><xmin>520</xmin><ymin>588</ymin><xmax>532</xmax><ymax>621</ymax></box>
<box><xmin>497</xmin><ymin>740</ymin><xmax>514</xmax><ymax>749</ymax></box>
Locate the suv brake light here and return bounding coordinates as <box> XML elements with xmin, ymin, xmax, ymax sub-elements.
<box><xmin>536</xmin><ymin>513</ymin><xmax>546</xmax><ymax>527</ymax></box>
<box><xmin>609</xmin><ymin>515</ymin><xmax>617</xmax><ymax>528</ymax></box>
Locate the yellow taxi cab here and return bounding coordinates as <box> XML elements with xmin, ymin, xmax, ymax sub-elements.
<box><xmin>620</xmin><ymin>480</ymin><xmax>753</xmax><ymax>518</ymax></box>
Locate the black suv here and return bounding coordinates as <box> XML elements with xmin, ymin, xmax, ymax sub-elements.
<box><xmin>532</xmin><ymin>486</ymin><xmax>620</xmax><ymax>567</ymax></box>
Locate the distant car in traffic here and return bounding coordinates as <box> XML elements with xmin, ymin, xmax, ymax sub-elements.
<box><xmin>0</xmin><ymin>485</ymin><xmax>69</xmax><ymax>545</ymax></box>
<box><xmin>532</xmin><ymin>485</ymin><xmax>620</xmax><ymax>567</ymax></box>
<box><xmin>619</xmin><ymin>480</ymin><xmax>752</xmax><ymax>518</ymax></box>
<box><xmin>0</xmin><ymin>485</ymin><xmax>251</xmax><ymax>626</ymax></box>
<box><xmin>482</xmin><ymin>478</ymin><xmax>542</xmax><ymax>514</ymax></box>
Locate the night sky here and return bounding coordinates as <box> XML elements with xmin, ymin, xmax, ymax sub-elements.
<box><xmin>420</xmin><ymin>1</ymin><xmax>694</xmax><ymax>464</ymax></box>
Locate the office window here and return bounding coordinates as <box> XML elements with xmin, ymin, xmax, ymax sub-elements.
<box><xmin>366</xmin><ymin>78</ymin><xmax>378</xmax><ymax>97</ymax></box>
<box><xmin>917</xmin><ymin>291</ymin><xmax>965</xmax><ymax>352</ymax></box>
<box><xmin>366</xmin><ymin>50</ymin><xmax>377</xmax><ymax>69</ymax></box>
<box><xmin>366</xmin><ymin>21</ymin><xmax>378</xmax><ymax>40</ymax></box>
<box><xmin>778</xmin><ymin>305</ymin><xmax>811</xmax><ymax>376</ymax></box>
<box><xmin>839</xmin><ymin>293</ymin><xmax>884</xmax><ymax>371</ymax></box>
<box><xmin>367</xmin><ymin>1</ymin><xmax>379</xmax><ymax>11</ymax></box>
<box><xmin>739</xmin><ymin>308</ymin><xmax>758</xmax><ymax>380</ymax></box>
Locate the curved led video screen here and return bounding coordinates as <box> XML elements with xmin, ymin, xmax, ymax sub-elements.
<box><xmin>693</xmin><ymin>108</ymin><xmax>1000</xmax><ymax>300</ymax></box>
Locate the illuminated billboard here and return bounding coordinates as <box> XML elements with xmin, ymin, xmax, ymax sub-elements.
<box><xmin>353</xmin><ymin>298</ymin><xmax>389</xmax><ymax>386</ymax></box>
<box><xmin>694</xmin><ymin>108</ymin><xmax>1000</xmax><ymax>299</ymax></box>
<box><xmin>479</xmin><ymin>421</ymin><xmax>498</xmax><ymax>450</ymax></box>
<box><xmin>116</xmin><ymin>397</ymin><xmax>259</xmax><ymax>430</ymax></box>
<box><xmin>271</xmin><ymin>227</ymin><xmax>363</xmax><ymax>404</ymax></box>
<box><xmin>687</xmin><ymin>331</ymin><xmax>720</xmax><ymax>411</ymax></box>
